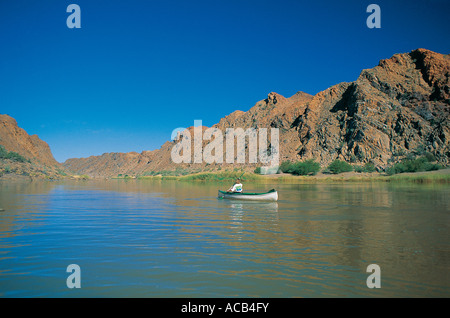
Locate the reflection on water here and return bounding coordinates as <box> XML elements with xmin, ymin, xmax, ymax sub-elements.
<box><xmin>0</xmin><ymin>179</ymin><xmax>449</xmax><ymax>297</ymax></box>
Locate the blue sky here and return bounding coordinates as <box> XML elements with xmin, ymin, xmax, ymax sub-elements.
<box><xmin>1</xmin><ymin>0</ymin><xmax>449</xmax><ymax>162</ymax></box>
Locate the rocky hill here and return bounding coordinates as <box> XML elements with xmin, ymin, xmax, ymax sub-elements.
<box><xmin>0</xmin><ymin>114</ymin><xmax>64</xmax><ymax>179</ymax></box>
<box><xmin>63</xmin><ymin>142</ymin><xmax>176</xmax><ymax>179</ymax></box>
<box><xmin>294</xmin><ymin>48</ymin><xmax>449</xmax><ymax>167</ymax></box>
<box><xmin>63</xmin><ymin>93</ymin><xmax>315</xmax><ymax>178</ymax></box>
<box><xmin>62</xmin><ymin>48</ymin><xmax>449</xmax><ymax>178</ymax></box>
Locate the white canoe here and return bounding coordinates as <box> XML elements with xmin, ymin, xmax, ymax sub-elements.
<box><xmin>218</xmin><ymin>189</ymin><xmax>278</xmax><ymax>202</ymax></box>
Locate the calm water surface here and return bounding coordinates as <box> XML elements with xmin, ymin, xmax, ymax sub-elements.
<box><xmin>0</xmin><ymin>179</ymin><xmax>449</xmax><ymax>297</ymax></box>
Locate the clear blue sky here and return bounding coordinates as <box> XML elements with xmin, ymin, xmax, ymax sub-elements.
<box><xmin>1</xmin><ymin>0</ymin><xmax>449</xmax><ymax>162</ymax></box>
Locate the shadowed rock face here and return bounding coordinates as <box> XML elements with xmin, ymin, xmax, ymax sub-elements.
<box><xmin>0</xmin><ymin>114</ymin><xmax>60</xmax><ymax>166</ymax></box>
<box><xmin>294</xmin><ymin>48</ymin><xmax>449</xmax><ymax>167</ymax></box>
<box><xmin>62</xmin><ymin>48</ymin><xmax>449</xmax><ymax>177</ymax></box>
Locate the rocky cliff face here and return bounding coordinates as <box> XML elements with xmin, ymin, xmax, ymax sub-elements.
<box><xmin>0</xmin><ymin>114</ymin><xmax>60</xmax><ymax>166</ymax></box>
<box><xmin>63</xmin><ymin>48</ymin><xmax>449</xmax><ymax>177</ymax></box>
<box><xmin>294</xmin><ymin>48</ymin><xmax>449</xmax><ymax>167</ymax></box>
<box><xmin>0</xmin><ymin>114</ymin><xmax>64</xmax><ymax>179</ymax></box>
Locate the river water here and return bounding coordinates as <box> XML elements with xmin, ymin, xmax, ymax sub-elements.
<box><xmin>0</xmin><ymin>179</ymin><xmax>449</xmax><ymax>297</ymax></box>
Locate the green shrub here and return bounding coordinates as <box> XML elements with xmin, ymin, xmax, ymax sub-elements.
<box><xmin>327</xmin><ymin>160</ymin><xmax>353</xmax><ymax>174</ymax></box>
<box><xmin>424</xmin><ymin>152</ymin><xmax>436</xmax><ymax>162</ymax></box>
<box><xmin>254</xmin><ymin>167</ymin><xmax>261</xmax><ymax>174</ymax></box>
<box><xmin>353</xmin><ymin>165</ymin><xmax>363</xmax><ymax>173</ymax></box>
<box><xmin>363</xmin><ymin>162</ymin><xmax>376</xmax><ymax>173</ymax></box>
<box><xmin>0</xmin><ymin>145</ymin><xmax>7</xmax><ymax>157</ymax></box>
<box><xmin>385</xmin><ymin>155</ymin><xmax>442</xmax><ymax>175</ymax></box>
<box><xmin>279</xmin><ymin>161</ymin><xmax>293</xmax><ymax>173</ymax></box>
<box><xmin>0</xmin><ymin>145</ymin><xmax>28</xmax><ymax>163</ymax></box>
<box><xmin>8</xmin><ymin>152</ymin><xmax>27</xmax><ymax>162</ymax></box>
<box><xmin>179</xmin><ymin>171</ymin><xmax>258</xmax><ymax>181</ymax></box>
<box><xmin>354</xmin><ymin>162</ymin><xmax>376</xmax><ymax>173</ymax></box>
<box><xmin>57</xmin><ymin>169</ymin><xmax>67</xmax><ymax>176</ymax></box>
<box><xmin>289</xmin><ymin>160</ymin><xmax>321</xmax><ymax>176</ymax></box>
<box><xmin>279</xmin><ymin>160</ymin><xmax>321</xmax><ymax>175</ymax></box>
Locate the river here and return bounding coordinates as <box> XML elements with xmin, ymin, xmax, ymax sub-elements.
<box><xmin>0</xmin><ymin>179</ymin><xmax>449</xmax><ymax>297</ymax></box>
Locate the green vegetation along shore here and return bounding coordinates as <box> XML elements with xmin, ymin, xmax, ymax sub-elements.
<box><xmin>134</xmin><ymin>168</ymin><xmax>450</xmax><ymax>184</ymax></box>
<box><xmin>130</xmin><ymin>155</ymin><xmax>449</xmax><ymax>184</ymax></box>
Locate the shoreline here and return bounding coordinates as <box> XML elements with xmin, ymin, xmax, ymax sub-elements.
<box><xmin>133</xmin><ymin>168</ymin><xmax>450</xmax><ymax>184</ymax></box>
<box><xmin>1</xmin><ymin>168</ymin><xmax>449</xmax><ymax>184</ymax></box>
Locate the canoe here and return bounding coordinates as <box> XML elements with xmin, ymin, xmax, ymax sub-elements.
<box><xmin>218</xmin><ymin>189</ymin><xmax>278</xmax><ymax>202</ymax></box>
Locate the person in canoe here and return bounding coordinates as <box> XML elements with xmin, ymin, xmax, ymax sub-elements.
<box><xmin>227</xmin><ymin>178</ymin><xmax>243</xmax><ymax>193</ymax></box>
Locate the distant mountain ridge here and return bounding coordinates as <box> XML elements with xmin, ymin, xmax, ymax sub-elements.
<box><xmin>3</xmin><ymin>48</ymin><xmax>449</xmax><ymax>179</ymax></box>
<box><xmin>62</xmin><ymin>92</ymin><xmax>316</xmax><ymax>178</ymax></box>
<box><xmin>63</xmin><ymin>48</ymin><xmax>449</xmax><ymax>178</ymax></box>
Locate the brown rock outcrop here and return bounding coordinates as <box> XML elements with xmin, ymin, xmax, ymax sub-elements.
<box><xmin>0</xmin><ymin>114</ymin><xmax>66</xmax><ymax>179</ymax></box>
<box><xmin>0</xmin><ymin>114</ymin><xmax>60</xmax><ymax>166</ymax></box>
<box><xmin>63</xmin><ymin>48</ymin><xmax>449</xmax><ymax>177</ymax></box>
<box><xmin>294</xmin><ymin>48</ymin><xmax>449</xmax><ymax>167</ymax></box>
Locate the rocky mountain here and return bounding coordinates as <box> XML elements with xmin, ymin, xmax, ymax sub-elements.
<box><xmin>63</xmin><ymin>93</ymin><xmax>315</xmax><ymax>178</ymax></box>
<box><xmin>0</xmin><ymin>114</ymin><xmax>63</xmax><ymax>179</ymax></box>
<box><xmin>0</xmin><ymin>114</ymin><xmax>59</xmax><ymax>166</ymax></box>
<box><xmin>62</xmin><ymin>48</ymin><xmax>449</xmax><ymax>178</ymax></box>
<box><xmin>294</xmin><ymin>48</ymin><xmax>449</xmax><ymax>167</ymax></box>
<box><xmin>63</xmin><ymin>142</ymin><xmax>176</xmax><ymax>179</ymax></box>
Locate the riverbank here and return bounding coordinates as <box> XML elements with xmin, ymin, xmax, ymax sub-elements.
<box><xmin>2</xmin><ymin>168</ymin><xmax>449</xmax><ymax>184</ymax></box>
<box><xmin>136</xmin><ymin>168</ymin><xmax>450</xmax><ymax>184</ymax></box>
